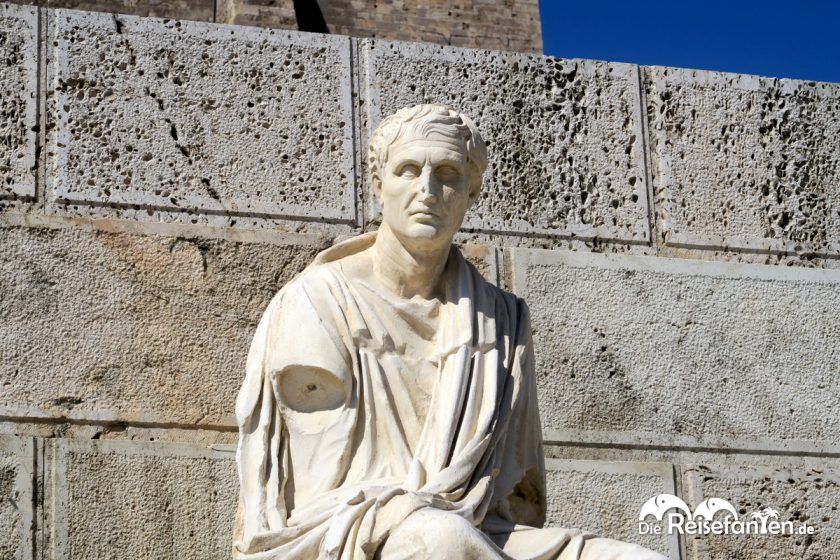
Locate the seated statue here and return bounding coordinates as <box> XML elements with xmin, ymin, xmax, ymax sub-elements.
<box><xmin>234</xmin><ymin>104</ymin><xmax>666</xmax><ymax>559</ymax></box>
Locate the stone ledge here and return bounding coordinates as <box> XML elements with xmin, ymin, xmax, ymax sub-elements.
<box><xmin>543</xmin><ymin>428</ymin><xmax>840</xmax><ymax>460</ymax></box>
<box><xmin>0</xmin><ymin>209</ymin><xmax>333</xmax><ymax>246</ymax></box>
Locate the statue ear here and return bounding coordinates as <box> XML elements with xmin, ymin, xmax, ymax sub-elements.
<box><xmin>467</xmin><ymin>172</ymin><xmax>482</xmax><ymax>207</ymax></box>
<box><xmin>372</xmin><ymin>172</ymin><xmax>383</xmax><ymax>204</ymax></box>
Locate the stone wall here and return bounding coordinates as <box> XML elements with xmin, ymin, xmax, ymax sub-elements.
<box><xmin>0</xmin><ymin>4</ymin><xmax>838</xmax><ymax>559</ymax></box>
<box><xmin>5</xmin><ymin>0</ymin><xmax>543</xmax><ymax>52</ymax></box>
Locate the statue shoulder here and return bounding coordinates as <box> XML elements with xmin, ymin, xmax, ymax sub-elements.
<box><xmin>267</xmin><ymin>260</ymin><xmax>347</xmax><ymax>311</ymax></box>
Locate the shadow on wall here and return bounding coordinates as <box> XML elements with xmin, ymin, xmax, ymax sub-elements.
<box><xmin>294</xmin><ymin>0</ymin><xmax>328</xmax><ymax>33</ymax></box>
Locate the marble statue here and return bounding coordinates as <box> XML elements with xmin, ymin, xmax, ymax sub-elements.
<box><xmin>234</xmin><ymin>104</ymin><xmax>667</xmax><ymax>559</ymax></box>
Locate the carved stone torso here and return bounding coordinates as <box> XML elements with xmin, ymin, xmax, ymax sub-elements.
<box><xmin>337</xmin><ymin>252</ymin><xmax>442</xmax><ymax>436</ymax></box>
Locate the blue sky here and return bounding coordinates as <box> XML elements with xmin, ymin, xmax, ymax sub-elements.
<box><xmin>539</xmin><ymin>1</ymin><xmax>840</xmax><ymax>83</ymax></box>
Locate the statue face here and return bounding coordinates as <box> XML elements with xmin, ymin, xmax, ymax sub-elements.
<box><xmin>378</xmin><ymin>133</ymin><xmax>478</xmax><ymax>244</ymax></box>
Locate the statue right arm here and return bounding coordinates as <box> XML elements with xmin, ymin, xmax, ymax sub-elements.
<box><xmin>262</xmin><ymin>277</ymin><xmax>353</xmax><ymax>415</ymax></box>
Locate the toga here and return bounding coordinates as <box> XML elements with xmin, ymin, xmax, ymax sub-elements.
<box><xmin>234</xmin><ymin>233</ymin><xmax>664</xmax><ymax>560</ymax></box>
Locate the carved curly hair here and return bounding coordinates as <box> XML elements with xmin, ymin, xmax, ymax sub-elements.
<box><xmin>368</xmin><ymin>104</ymin><xmax>488</xmax><ymax>197</ymax></box>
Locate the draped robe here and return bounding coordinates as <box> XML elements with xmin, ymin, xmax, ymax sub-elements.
<box><xmin>234</xmin><ymin>233</ymin><xmax>666</xmax><ymax>560</ymax></box>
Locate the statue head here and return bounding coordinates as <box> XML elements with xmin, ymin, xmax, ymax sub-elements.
<box><xmin>369</xmin><ymin>104</ymin><xmax>488</xmax><ymax>245</ymax></box>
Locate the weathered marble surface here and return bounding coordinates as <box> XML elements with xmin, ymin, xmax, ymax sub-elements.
<box><xmin>0</xmin><ymin>436</ymin><xmax>33</xmax><ymax>560</ymax></box>
<box><xmin>545</xmin><ymin>459</ymin><xmax>678</xmax><ymax>559</ymax></box>
<box><xmin>683</xmin><ymin>464</ymin><xmax>839</xmax><ymax>560</ymax></box>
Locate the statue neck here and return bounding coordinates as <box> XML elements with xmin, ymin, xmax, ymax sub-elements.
<box><xmin>371</xmin><ymin>224</ymin><xmax>452</xmax><ymax>301</ymax></box>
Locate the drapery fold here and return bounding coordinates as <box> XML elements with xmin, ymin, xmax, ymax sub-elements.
<box><xmin>234</xmin><ymin>233</ymin><xmax>545</xmax><ymax>559</ymax></box>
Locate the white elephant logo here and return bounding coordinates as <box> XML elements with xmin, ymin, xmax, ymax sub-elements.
<box><xmin>638</xmin><ymin>494</ymin><xmax>692</xmax><ymax>521</ymax></box>
<box><xmin>692</xmin><ymin>498</ymin><xmax>738</xmax><ymax>520</ymax></box>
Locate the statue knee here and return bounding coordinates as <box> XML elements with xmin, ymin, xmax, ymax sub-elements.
<box><xmin>385</xmin><ymin>510</ymin><xmax>477</xmax><ymax>558</ymax></box>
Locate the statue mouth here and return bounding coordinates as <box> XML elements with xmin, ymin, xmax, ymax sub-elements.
<box><xmin>410</xmin><ymin>207</ymin><xmax>438</xmax><ymax>218</ymax></box>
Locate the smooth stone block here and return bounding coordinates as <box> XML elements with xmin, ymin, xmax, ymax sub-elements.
<box><xmin>683</xmin><ymin>464</ymin><xmax>839</xmax><ymax>559</ymax></box>
<box><xmin>510</xmin><ymin>249</ymin><xmax>840</xmax><ymax>453</ymax></box>
<box><xmin>50</xmin><ymin>9</ymin><xmax>355</xmax><ymax>222</ymax></box>
<box><xmin>0</xmin><ymin>436</ymin><xmax>34</xmax><ymax>560</ymax></box>
<box><xmin>361</xmin><ymin>40</ymin><xmax>649</xmax><ymax>241</ymax></box>
<box><xmin>0</xmin><ymin>2</ymin><xmax>38</xmax><ymax>197</ymax></box>
<box><xmin>51</xmin><ymin>439</ymin><xmax>236</xmax><ymax>559</ymax></box>
<box><xmin>545</xmin><ymin>459</ymin><xmax>678</xmax><ymax>559</ymax></box>
<box><xmin>0</xmin><ymin>221</ymin><xmax>327</xmax><ymax>426</ymax></box>
<box><xmin>646</xmin><ymin>67</ymin><xmax>840</xmax><ymax>256</ymax></box>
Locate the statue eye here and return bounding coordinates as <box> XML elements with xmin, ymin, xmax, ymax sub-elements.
<box><xmin>436</xmin><ymin>165</ymin><xmax>462</xmax><ymax>181</ymax></box>
<box><xmin>397</xmin><ymin>164</ymin><xmax>421</xmax><ymax>178</ymax></box>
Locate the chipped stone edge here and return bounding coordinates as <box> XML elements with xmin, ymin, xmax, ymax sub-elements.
<box><xmin>359</xmin><ymin>38</ymin><xmax>650</xmax><ymax>243</ymax></box>
<box><xmin>48</xmin><ymin>8</ymin><xmax>357</xmax><ymax>224</ymax></box>
<box><xmin>0</xmin><ymin>435</ymin><xmax>35</xmax><ymax>560</ymax></box>
<box><xmin>663</xmin><ymin>231</ymin><xmax>840</xmax><ymax>259</ymax></box>
<box><xmin>0</xmin><ymin>2</ymin><xmax>39</xmax><ymax>199</ymax></box>
<box><xmin>542</xmin><ymin>428</ymin><xmax>840</xmax><ymax>460</ymax></box>
<box><xmin>0</xmin><ymin>405</ymin><xmax>237</xmax><ymax>431</ymax></box>
<box><xmin>647</xmin><ymin>65</ymin><xmax>840</xmax><ymax>96</ymax></box>
<box><xmin>545</xmin><ymin>458</ymin><xmax>680</xmax><ymax>560</ymax></box>
<box><xmin>50</xmin><ymin>438</ymin><xmax>234</xmax><ymax>559</ymax></box>
<box><xmin>0</xmin><ymin>208</ymin><xmax>331</xmax><ymax>247</ymax></box>
<box><xmin>645</xmin><ymin>65</ymin><xmax>840</xmax><ymax>258</ymax></box>
<box><xmin>508</xmin><ymin>246</ymin><xmax>840</xmax><ymax>301</ymax></box>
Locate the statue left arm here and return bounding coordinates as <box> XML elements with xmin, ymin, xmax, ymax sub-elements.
<box><xmin>487</xmin><ymin>299</ymin><xmax>547</xmax><ymax>529</ymax></box>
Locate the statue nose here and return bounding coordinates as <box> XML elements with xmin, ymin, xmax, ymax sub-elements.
<box><xmin>418</xmin><ymin>168</ymin><xmax>439</xmax><ymax>202</ymax></box>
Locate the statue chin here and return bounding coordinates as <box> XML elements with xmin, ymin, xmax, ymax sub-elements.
<box><xmin>402</xmin><ymin>223</ymin><xmax>449</xmax><ymax>242</ymax></box>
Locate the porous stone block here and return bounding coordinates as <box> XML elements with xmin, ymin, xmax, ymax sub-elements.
<box><xmin>0</xmin><ymin>221</ymin><xmax>327</xmax><ymax>425</ymax></box>
<box><xmin>511</xmin><ymin>249</ymin><xmax>840</xmax><ymax>453</ymax></box>
<box><xmin>361</xmin><ymin>40</ymin><xmax>649</xmax><ymax>241</ymax></box>
<box><xmin>0</xmin><ymin>436</ymin><xmax>34</xmax><ymax>560</ymax></box>
<box><xmin>683</xmin><ymin>464</ymin><xmax>839</xmax><ymax>559</ymax></box>
<box><xmin>51</xmin><ymin>439</ymin><xmax>236</xmax><ymax>559</ymax></box>
<box><xmin>646</xmin><ymin>67</ymin><xmax>840</xmax><ymax>256</ymax></box>
<box><xmin>545</xmin><ymin>459</ymin><xmax>678</xmax><ymax>559</ymax></box>
<box><xmin>0</xmin><ymin>2</ymin><xmax>38</xmax><ymax>197</ymax></box>
<box><xmin>50</xmin><ymin>9</ymin><xmax>355</xmax><ymax>222</ymax></box>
